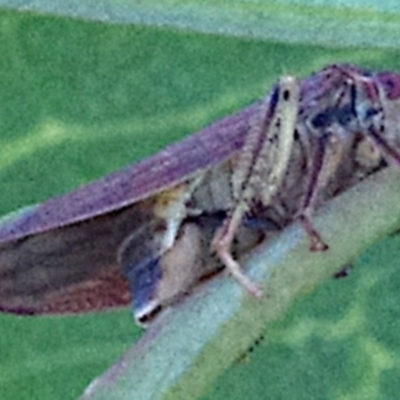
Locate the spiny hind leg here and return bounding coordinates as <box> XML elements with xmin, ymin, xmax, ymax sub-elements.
<box><xmin>212</xmin><ymin>76</ymin><xmax>300</xmax><ymax>296</ymax></box>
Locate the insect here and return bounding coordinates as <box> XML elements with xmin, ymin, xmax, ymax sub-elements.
<box><xmin>1</xmin><ymin>64</ymin><xmax>400</xmax><ymax>325</ymax></box>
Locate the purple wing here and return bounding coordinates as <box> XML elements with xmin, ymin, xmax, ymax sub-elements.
<box><xmin>0</xmin><ymin>102</ymin><xmax>260</xmax><ymax>246</ymax></box>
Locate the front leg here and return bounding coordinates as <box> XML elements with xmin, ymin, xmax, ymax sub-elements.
<box><xmin>212</xmin><ymin>76</ymin><xmax>301</xmax><ymax>296</ymax></box>
<box><xmin>298</xmin><ymin>66</ymin><xmax>400</xmax><ymax>252</ymax></box>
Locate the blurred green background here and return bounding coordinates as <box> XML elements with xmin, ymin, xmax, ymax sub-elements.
<box><xmin>1</xmin><ymin>4</ymin><xmax>400</xmax><ymax>400</ymax></box>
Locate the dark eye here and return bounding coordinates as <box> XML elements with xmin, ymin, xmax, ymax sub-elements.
<box><xmin>310</xmin><ymin>107</ymin><xmax>334</xmax><ymax>129</ymax></box>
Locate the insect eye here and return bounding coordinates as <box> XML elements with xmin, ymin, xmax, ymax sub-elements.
<box><xmin>310</xmin><ymin>107</ymin><xmax>334</xmax><ymax>129</ymax></box>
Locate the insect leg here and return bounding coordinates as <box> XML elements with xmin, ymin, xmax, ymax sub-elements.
<box><xmin>298</xmin><ymin>68</ymin><xmax>392</xmax><ymax>251</ymax></box>
<box><xmin>212</xmin><ymin>76</ymin><xmax>300</xmax><ymax>297</ymax></box>
<box><xmin>212</xmin><ymin>203</ymin><xmax>262</xmax><ymax>297</ymax></box>
<box><xmin>298</xmin><ymin>133</ymin><xmax>331</xmax><ymax>251</ymax></box>
<box><xmin>298</xmin><ymin>68</ymin><xmax>363</xmax><ymax>251</ymax></box>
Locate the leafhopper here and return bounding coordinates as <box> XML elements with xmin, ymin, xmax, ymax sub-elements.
<box><xmin>1</xmin><ymin>64</ymin><xmax>400</xmax><ymax>324</ymax></box>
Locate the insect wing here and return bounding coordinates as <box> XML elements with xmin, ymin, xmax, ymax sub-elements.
<box><xmin>0</xmin><ymin>202</ymin><xmax>156</xmax><ymax>315</ymax></box>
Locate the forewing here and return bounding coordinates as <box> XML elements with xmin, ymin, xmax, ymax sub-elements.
<box><xmin>0</xmin><ymin>102</ymin><xmax>261</xmax><ymax>246</ymax></box>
